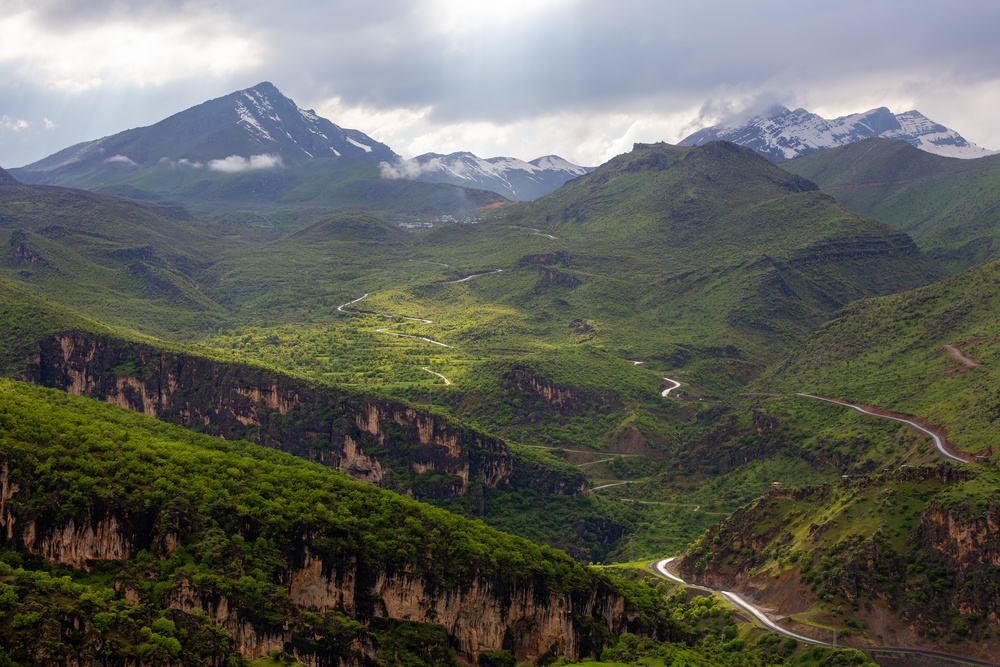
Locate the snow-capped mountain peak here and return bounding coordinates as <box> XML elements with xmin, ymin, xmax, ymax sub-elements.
<box><xmin>222</xmin><ymin>82</ymin><xmax>395</xmax><ymax>162</ymax></box>
<box><xmin>680</xmin><ymin>105</ymin><xmax>992</xmax><ymax>160</ymax></box>
<box><xmin>16</xmin><ymin>82</ymin><xmax>397</xmax><ymax>176</ymax></box>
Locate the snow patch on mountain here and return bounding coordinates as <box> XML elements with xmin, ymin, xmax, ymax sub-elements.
<box><xmin>224</xmin><ymin>83</ymin><xmax>395</xmax><ymax>163</ymax></box>
<box><xmin>235</xmin><ymin>99</ymin><xmax>275</xmax><ymax>144</ymax></box>
<box><xmin>680</xmin><ymin>105</ymin><xmax>993</xmax><ymax>160</ymax></box>
<box><xmin>346</xmin><ymin>137</ymin><xmax>372</xmax><ymax>153</ymax></box>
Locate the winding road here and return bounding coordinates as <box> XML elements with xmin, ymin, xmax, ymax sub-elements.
<box><xmin>945</xmin><ymin>344</ymin><xmax>979</xmax><ymax>369</ymax></box>
<box><xmin>590</xmin><ymin>480</ymin><xmax>636</xmax><ymax>491</ymax></box>
<box><xmin>375</xmin><ymin>328</ymin><xmax>452</xmax><ymax>348</ymax></box>
<box><xmin>653</xmin><ymin>559</ymin><xmax>828</xmax><ymax>645</ymax></box>
<box><xmin>795</xmin><ymin>393</ymin><xmax>968</xmax><ymax>463</ymax></box>
<box><xmin>446</xmin><ymin>269</ymin><xmax>504</xmax><ymax>283</ymax></box>
<box><xmin>508</xmin><ymin>225</ymin><xmax>559</xmax><ymax>240</ymax></box>
<box><xmin>338</xmin><ymin>294</ymin><xmax>453</xmax><ymax>348</ymax></box>
<box><xmin>652</xmin><ymin>559</ymin><xmax>998</xmax><ymax>666</ymax></box>
<box><xmin>336</xmin><ymin>293</ymin><xmax>370</xmax><ymax>312</ymax></box>
<box><xmin>421</xmin><ymin>367</ymin><xmax>452</xmax><ymax>385</ymax></box>
<box><xmin>661</xmin><ymin>377</ymin><xmax>682</xmax><ymax>398</ymax></box>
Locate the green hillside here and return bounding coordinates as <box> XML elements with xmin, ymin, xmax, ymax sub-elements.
<box><xmin>0</xmin><ymin>378</ymin><xmax>657</xmax><ymax>665</ymax></box>
<box><xmin>761</xmin><ymin>258</ymin><xmax>1000</xmax><ymax>458</ymax></box>
<box><xmin>679</xmin><ymin>465</ymin><xmax>1000</xmax><ymax>658</ymax></box>
<box><xmin>636</xmin><ymin>256</ymin><xmax>1000</xmax><ymax>511</ymax></box>
<box><xmin>209</xmin><ymin>141</ymin><xmax>938</xmax><ymax>454</ymax></box>
<box><xmin>0</xmin><ymin>183</ymin><xmax>231</xmax><ymax>339</ymax></box>
<box><xmin>784</xmin><ymin>138</ymin><xmax>1000</xmax><ymax>271</ymax></box>
<box><xmin>0</xmin><ymin>378</ymin><xmax>881</xmax><ymax>666</ymax></box>
<box><xmin>1</xmin><ymin>144</ymin><xmax>946</xmax><ymax>505</ymax></box>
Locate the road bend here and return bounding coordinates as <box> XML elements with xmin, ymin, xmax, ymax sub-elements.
<box><xmin>651</xmin><ymin>559</ymin><xmax>998</xmax><ymax>666</ymax></box>
<box><xmin>795</xmin><ymin>393</ymin><xmax>967</xmax><ymax>463</ymax></box>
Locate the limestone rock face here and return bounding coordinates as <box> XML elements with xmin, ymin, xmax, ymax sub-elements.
<box><xmin>30</xmin><ymin>331</ymin><xmax>584</xmax><ymax>500</ymax></box>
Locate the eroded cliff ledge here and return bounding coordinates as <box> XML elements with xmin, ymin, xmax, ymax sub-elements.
<box><xmin>28</xmin><ymin>331</ymin><xmax>585</xmax><ymax>501</ymax></box>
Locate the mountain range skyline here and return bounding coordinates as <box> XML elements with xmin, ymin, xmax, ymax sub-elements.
<box><xmin>8</xmin><ymin>81</ymin><xmax>991</xmax><ymax>174</ymax></box>
<box><xmin>1</xmin><ymin>0</ymin><xmax>998</xmax><ymax>169</ymax></box>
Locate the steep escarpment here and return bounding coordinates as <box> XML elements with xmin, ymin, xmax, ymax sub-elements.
<box><xmin>0</xmin><ymin>380</ymin><xmax>675</xmax><ymax>665</ymax></box>
<box><xmin>28</xmin><ymin>330</ymin><xmax>584</xmax><ymax>500</ymax></box>
<box><xmin>677</xmin><ymin>465</ymin><xmax>999</xmax><ymax>658</ymax></box>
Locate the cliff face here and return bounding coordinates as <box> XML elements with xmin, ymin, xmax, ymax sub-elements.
<box><xmin>912</xmin><ymin>499</ymin><xmax>1000</xmax><ymax>624</ymax></box>
<box><xmin>29</xmin><ymin>331</ymin><xmax>583</xmax><ymax>500</ymax></box>
<box><xmin>163</xmin><ymin>546</ymin><xmax>631</xmax><ymax>665</ymax></box>
<box><xmin>503</xmin><ymin>364</ymin><xmax>618</xmax><ymax>416</ymax></box>
<box><xmin>0</xmin><ymin>458</ymin><xmax>636</xmax><ymax>667</ymax></box>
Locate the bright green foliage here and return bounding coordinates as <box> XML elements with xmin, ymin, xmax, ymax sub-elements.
<box><xmin>0</xmin><ymin>378</ymin><xmax>674</xmax><ymax>663</ymax></box>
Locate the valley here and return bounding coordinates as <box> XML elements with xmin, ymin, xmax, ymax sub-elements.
<box><xmin>0</xmin><ymin>82</ymin><xmax>998</xmax><ymax>666</ymax></box>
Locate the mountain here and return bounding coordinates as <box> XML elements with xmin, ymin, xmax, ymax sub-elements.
<box><xmin>15</xmin><ymin>82</ymin><xmax>396</xmax><ymax>181</ymax></box>
<box><xmin>382</xmin><ymin>151</ymin><xmax>592</xmax><ymax>200</ymax></box>
<box><xmin>0</xmin><ymin>167</ymin><xmax>18</xmax><ymax>186</ymax></box>
<box><xmin>9</xmin><ymin>84</ymin><xmax>502</xmax><ymax>225</ymax></box>
<box><xmin>783</xmin><ymin>138</ymin><xmax>1000</xmax><ymax>271</ymax></box>
<box><xmin>680</xmin><ymin>105</ymin><xmax>993</xmax><ymax>161</ymax></box>
<box><xmin>263</xmin><ymin>141</ymin><xmax>940</xmax><ymax>468</ymax></box>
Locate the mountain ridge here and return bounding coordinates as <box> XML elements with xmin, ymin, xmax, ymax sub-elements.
<box><xmin>783</xmin><ymin>138</ymin><xmax>1000</xmax><ymax>271</ymax></box>
<box><xmin>680</xmin><ymin>105</ymin><xmax>992</xmax><ymax>161</ymax></box>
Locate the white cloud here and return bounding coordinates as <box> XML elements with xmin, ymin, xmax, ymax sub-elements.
<box><xmin>0</xmin><ymin>8</ymin><xmax>261</xmax><ymax>93</ymax></box>
<box><xmin>104</xmin><ymin>154</ymin><xmax>137</xmax><ymax>166</ymax></box>
<box><xmin>1</xmin><ymin>116</ymin><xmax>29</xmax><ymax>132</ymax></box>
<box><xmin>207</xmin><ymin>154</ymin><xmax>283</xmax><ymax>173</ymax></box>
<box><xmin>43</xmin><ymin>118</ymin><xmax>56</xmax><ymax>130</ymax></box>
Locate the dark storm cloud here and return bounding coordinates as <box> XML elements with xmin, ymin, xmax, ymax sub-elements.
<box><xmin>222</xmin><ymin>0</ymin><xmax>1000</xmax><ymax>131</ymax></box>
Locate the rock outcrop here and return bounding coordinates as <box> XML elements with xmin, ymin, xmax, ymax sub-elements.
<box><xmin>29</xmin><ymin>331</ymin><xmax>585</xmax><ymax>500</ymax></box>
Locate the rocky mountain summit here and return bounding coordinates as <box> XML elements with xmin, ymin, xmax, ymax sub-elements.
<box><xmin>680</xmin><ymin>105</ymin><xmax>993</xmax><ymax>160</ymax></box>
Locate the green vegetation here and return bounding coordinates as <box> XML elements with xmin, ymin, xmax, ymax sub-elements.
<box><xmin>0</xmin><ymin>378</ymin><xmax>660</xmax><ymax>663</ymax></box>
<box><xmin>681</xmin><ymin>465</ymin><xmax>1000</xmax><ymax>646</ymax></box>
<box><xmin>4</xmin><ymin>137</ymin><xmax>997</xmax><ymax>661</ymax></box>
<box><xmin>764</xmin><ymin>258</ymin><xmax>1000</xmax><ymax>457</ymax></box>
<box><xmin>785</xmin><ymin>138</ymin><xmax>1000</xmax><ymax>271</ymax></box>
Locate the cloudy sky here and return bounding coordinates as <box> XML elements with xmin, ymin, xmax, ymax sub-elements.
<box><xmin>1</xmin><ymin>0</ymin><xmax>998</xmax><ymax>168</ymax></box>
